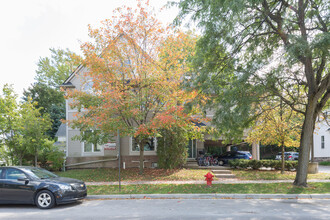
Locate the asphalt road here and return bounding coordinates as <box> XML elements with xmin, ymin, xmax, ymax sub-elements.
<box><xmin>1</xmin><ymin>198</ymin><xmax>330</xmax><ymax>220</ymax></box>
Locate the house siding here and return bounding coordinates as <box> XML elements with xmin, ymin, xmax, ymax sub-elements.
<box><xmin>313</xmin><ymin>120</ymin><xmax>330</xmax><ymax>161</ymax></box>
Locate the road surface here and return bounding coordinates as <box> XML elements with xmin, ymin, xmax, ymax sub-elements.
<box><xmin>1</xmin><ymin>198</ymin><xmax>330</xmax><ymax>219</ymax></box>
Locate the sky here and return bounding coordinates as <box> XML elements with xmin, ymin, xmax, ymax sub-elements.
<box><xmin>0</xmin><ymin>0</ymin><xmax>179</xmax><ymax>97</ymax></box>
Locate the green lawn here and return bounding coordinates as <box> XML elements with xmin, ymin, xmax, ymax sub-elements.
<box><xmin>233</xmin><ymin>170</ymin><xmax>330</xmax><ymax>180</ymax></box>
<box><xmin>56</xmin><ymin>168</ymin><xmax>210</xmax><ymax>182</ymax></box>
<box><xmin>87</xmin><ymin>182</ymin><xmax>330</xmax><ymax>195</ymax></box>
<box><xmin>56</xmin><ymin>168</ymin><xmax>330</xmax><ymax>182</ymax></box>
<box><xmin>319</xmin><ymin>161</ymin><xmax>330</xmax><ymax>166</ymax></box>
<box><xmin>55</xmin><ymin>168</ymin><xmax>330</xmax><ymax>195</ymax></box>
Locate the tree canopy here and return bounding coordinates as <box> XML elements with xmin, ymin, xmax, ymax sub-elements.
<box><xmin>23</xmin><ymin>48</ymin><xmax>81</xmax><ymax>139</ymax></box>
<box><xmin>1</xmin><ymin>85</ymin><xmax>53</xmax><ymax>166</ymax></box>
<box><xmin>66</xmin><ymin>1</ymin><xmax>202</xmax><ymax>174</ymax></box>
<box><xmin>174</xmin><ymin>0</ymin><xmax>329</xmax><ymax>186</ymax></box>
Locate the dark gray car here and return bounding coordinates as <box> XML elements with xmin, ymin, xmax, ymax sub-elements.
<box><xmin>0</xmin><ymin>166</ymin><xmax>87</xmax><ymax>209</ymax></box>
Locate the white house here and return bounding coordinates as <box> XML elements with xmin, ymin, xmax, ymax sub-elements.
<box><xmin>313</xmin><ymin>112</ymin><xmax>330</xmax><ymax>161</ymax></box>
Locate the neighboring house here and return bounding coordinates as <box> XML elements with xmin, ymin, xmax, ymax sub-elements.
<box><xmin>54</xmin><ymin>123</ymin><xmax>66</xmax><ymax>152</ymax></box>
<box><xmin>61</xmin><ymin>64</ymin><xmax>259</xmax><ymax>169</ymax></box>
<box><xmin>313</xmin><ymin>112</ymin><xmax>330</xmax><ymax>161</ymax></box>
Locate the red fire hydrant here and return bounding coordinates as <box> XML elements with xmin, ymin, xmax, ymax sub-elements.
<box><xmin>204</xmin><ymin>172</ymin><xmax>214</xmax><ymax>186</ymax></box>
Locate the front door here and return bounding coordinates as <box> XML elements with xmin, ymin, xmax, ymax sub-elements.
<box><xmin>187</xmin><ymin>139</ymin><xmax>197</xmax><ymax>159</ymax></box>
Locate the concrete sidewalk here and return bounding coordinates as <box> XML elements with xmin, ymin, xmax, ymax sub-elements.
<box><xmin>85</xmin><ymin>178</ymin><xmax>330</xmax><ymax>200</ymax></box>
<box><xmin>85</xmin><ymin>179</ymin><xmax>330</xmax><ymax>186</ymax></box>
<box><xmin>86</xmin><ymin>193</ymin><xmax>330</xmax><ymax>200</ymax></box>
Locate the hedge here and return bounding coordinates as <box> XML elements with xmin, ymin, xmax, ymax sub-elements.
<box><xmin>228</xmin><ymin>159</ymin><xmax>298</xmax><ymax>170</ymax></box>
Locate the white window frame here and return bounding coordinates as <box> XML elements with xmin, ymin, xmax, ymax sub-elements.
<box><xmin>321</xmin><ymin>136</ymin><xmax>325</xmax><ymax>149</ymax></box>
<box><xmin>81</xmin><ymin>141</ymin><xmax>104</xmax><ymax>156</ymax></box>
<box><xmin>129</xmin><ymin>137</ymin><xmax>157</xmax><ymax>156</ymax></box>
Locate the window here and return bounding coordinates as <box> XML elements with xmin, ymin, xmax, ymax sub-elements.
<box><xmin>84</xmin><ymin>141</ymin><xmax>101</xmax><ymax>153</ymax></box>
<box><xmin>82</xmin><ymin>81</ymin><xmax>94</xmax><ymax>94</ymax></box>
<box><xmin>83</xmin><ymin>130</ymin><xmax>102</xmax><ymax>153</ymax></box>
<box><xmin>132</xmin><ymin>137</ymin><xmax>156</xmax><ymax>152</ymax></box>
<box><xmin>321</xmin><ymin>136</ymin><xmax>325</xmax><ymax>149</ymax></box>
<box><xmin>5</xmin><ymin>168</ymin><xmax>27</xmax><ymax>180</ymax></box>
<box><xmin>0</xmin><ymin>168</ymin><xmax>3</xmax><ymax>179</ymax></box>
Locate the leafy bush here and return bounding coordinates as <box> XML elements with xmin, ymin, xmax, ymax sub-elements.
<box><xmin>285</xmin><ymin>161</ymin><xmax>298</xmax><ymax>170</ymax></box>
<box><xmin>229</xmin><ymin>159</ymin><xmax>240</xmax><ymax>168</ymax></box>
<box><xmin>229</xmin><ymin>159</ymin><xmax>298</xmax><ymax>170</ymax></box>
<box><xmin>157</xmin><ymin>127</ymin><xmax>188</xmax><ymax>169</ymax></box>
<box><xmin>39</xmin><ymin>146</ymin><xmax>65</xmax><ymax>171</ymax></box>
<box><xmin>249</xmin><ymin>160</ymin><xmax>262</xmax><ymax>169</ymax></box>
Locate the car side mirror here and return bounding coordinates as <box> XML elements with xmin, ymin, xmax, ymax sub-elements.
<box><xmin>18</xmin><ymin>178</ymin><xmax>29</xmax><ymax>184</ymax></box>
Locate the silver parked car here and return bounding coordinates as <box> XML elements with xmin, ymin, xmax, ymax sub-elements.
<box><xmin>275</xmin><ymin>152</ymin><xmax>299</xmax><ymax>161</ymax></box>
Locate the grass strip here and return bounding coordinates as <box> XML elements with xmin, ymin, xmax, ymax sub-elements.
<box><xmin>87</xmin><ymin>182</ymin><xmax>330</xmax><ymax>195</ymax></box>
<box><xmin>233</xmin><ymin>170</ymin><xmax>330</xmax><ymax>180</ymax></box>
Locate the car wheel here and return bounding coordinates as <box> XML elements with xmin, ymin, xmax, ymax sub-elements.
<box><xmin>219</xmin><ymin>160</ymin><xmax>224</xmax><ymax>166</ymax></box>
<box><xmin>35</xmin><ymin>190</ymin><xmax>55</xmax><ymax>209</ymax></box>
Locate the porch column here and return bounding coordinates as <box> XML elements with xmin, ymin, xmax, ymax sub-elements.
<box><xmin>252</xmin><ymin>142</ymin><xmax>260</xmax><ymax>160</ymax></box>
<box><xmin>226</xmin><ymin>145</ymin><xmax>231</xmax><ymax>152</ymax></box>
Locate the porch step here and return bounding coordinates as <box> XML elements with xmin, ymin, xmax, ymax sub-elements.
<box><xmin>214</xmin><ymin>173</ymin><xmax>236</xmax><ymax>179</ymax></box>
<box><xmin>212</xmin><ymin>169</ymin><xmax>236</xmax><ymax>179</ymax></box>
<box><xmin>212</xmin><ymin>169</ymin><xmax>232</xmax><ymax>174</ymax></box>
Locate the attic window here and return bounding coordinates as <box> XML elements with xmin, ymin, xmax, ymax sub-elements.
<box><xmin>82</xmin><ymin>81</ymin><xmax>94</xmax><ymax>94</ymax></box>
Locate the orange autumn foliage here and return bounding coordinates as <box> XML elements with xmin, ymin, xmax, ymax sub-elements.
<box><xmin>65</xmin><ymin>0</ymin><xmax>202</xmax><ymax>172</ymax></box>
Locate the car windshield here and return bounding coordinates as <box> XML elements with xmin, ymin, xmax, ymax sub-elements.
<box><xmin>23</xmin><ymin>167</ymin><xmax>58</xmax><ymax>179</ymax></box>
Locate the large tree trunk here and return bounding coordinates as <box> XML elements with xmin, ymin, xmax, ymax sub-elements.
<box><xmin>294</xmin><ymin>101</ymin><xmax>317</xmax><ymax>186</ymax></box>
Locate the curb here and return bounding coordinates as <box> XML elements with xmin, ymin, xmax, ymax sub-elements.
<box><xmin>85</xmin><ymin>194</ymin><xmax>330</xmax><ymax>200</ymax></box>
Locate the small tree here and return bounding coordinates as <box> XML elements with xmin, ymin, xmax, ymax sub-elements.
<box><xmin>20</xmin><ymin>98</ymin><xmax>53</xmax><ymax>167</ymax></box>
<box><xmin>156</xmin><ymin>106</ymin><xmax>204</xmax><ymax>169</ymax></box>
<box><xmin>246</xmin><ymin>101</ymin><xmax>303</xmax><ymax>173</ymax></box>
<box><xmin>67</xmin><ymin>1</ymin><xmax>199</xmax><ymax>174</ymax></box>
<box><xmin>0</xmin><ymin>85</ymin><xmax>26</xmax><ymax>165</ymax></box>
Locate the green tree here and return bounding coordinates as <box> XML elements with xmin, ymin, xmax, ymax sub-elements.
<box><xmin>1</xmin><ymin>85</ymin><xmax>54</xmax><ymax>166</ymax></box>
<box><xmin>35</xmin><ymin>48</ymin><xmax>82</xmax><ymax>88</ymax></box>
<box><xmin>23</xmin><ymin>48</ymin><xmax>81</xmax><ymax>139</ymax></box>
<box><xmin>175</xmin><ymin>0</ymin><xmax>329</xmax><ymax>186</ymax></box>
<box><xmin>0</xmin><ymin>84</ymin><xmax>26</xmax><ymax>165</ymax></box>
<box><xmin>23</xmin><ymin>83</ymin><xmax>65</xmax><ymax>138</ymax></box>
<box><xmin>20</xmin><ymin>98</ymin><xmax>53</xmax><ymax>167</ymax></box>
<box><xmin>246</xmin><ymin>101</ymin><xmax>303</xmax><ymax>173</ymax></box>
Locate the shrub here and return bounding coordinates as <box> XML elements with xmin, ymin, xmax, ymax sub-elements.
<box><xmin>229</xmin><ymin>159</ymin><xmax>298</xmax><ymax>170</ymax></box>
<box><xmin>229</xmin><ymin>159</ymin><xmax>240</xmax><ymax>168</ymax></box>
<box><xmin>285</xmin><ymin>161</ymin><xmax>298</xmax><ymax>170</ymax></box>
<box><xmin>260</xmin><ymin>160</ymin><xmax>272</xmax><ymax>167</ymax></box>
<box><xmin>157</xmin><ymin>127</ymin><xmax>188</xmax><ymax>169</ymax></box>
<box><xmin>248</xmin><ymin>160</ymin><xmax>262</xmax><ymax>169</ymax></box>
<box><xmin>319</xmin><ymin>161</ymin><xmax>330</xmax><ymax>166</ymax></box>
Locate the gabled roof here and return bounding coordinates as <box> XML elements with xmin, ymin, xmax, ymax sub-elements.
<box><xmin>61</xmin><ymin>64</ymin><xmax>84</xmax><ymax>86</ymax></box>
<box><xmin>60</xmin><ymin>32</ymin><xmax>156</xmax><ymax>87</ymax></box>
<box><xmin>55</xmin><ymin>123</ymin><xmax>66</xmax><ymax>138</ymax></box>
